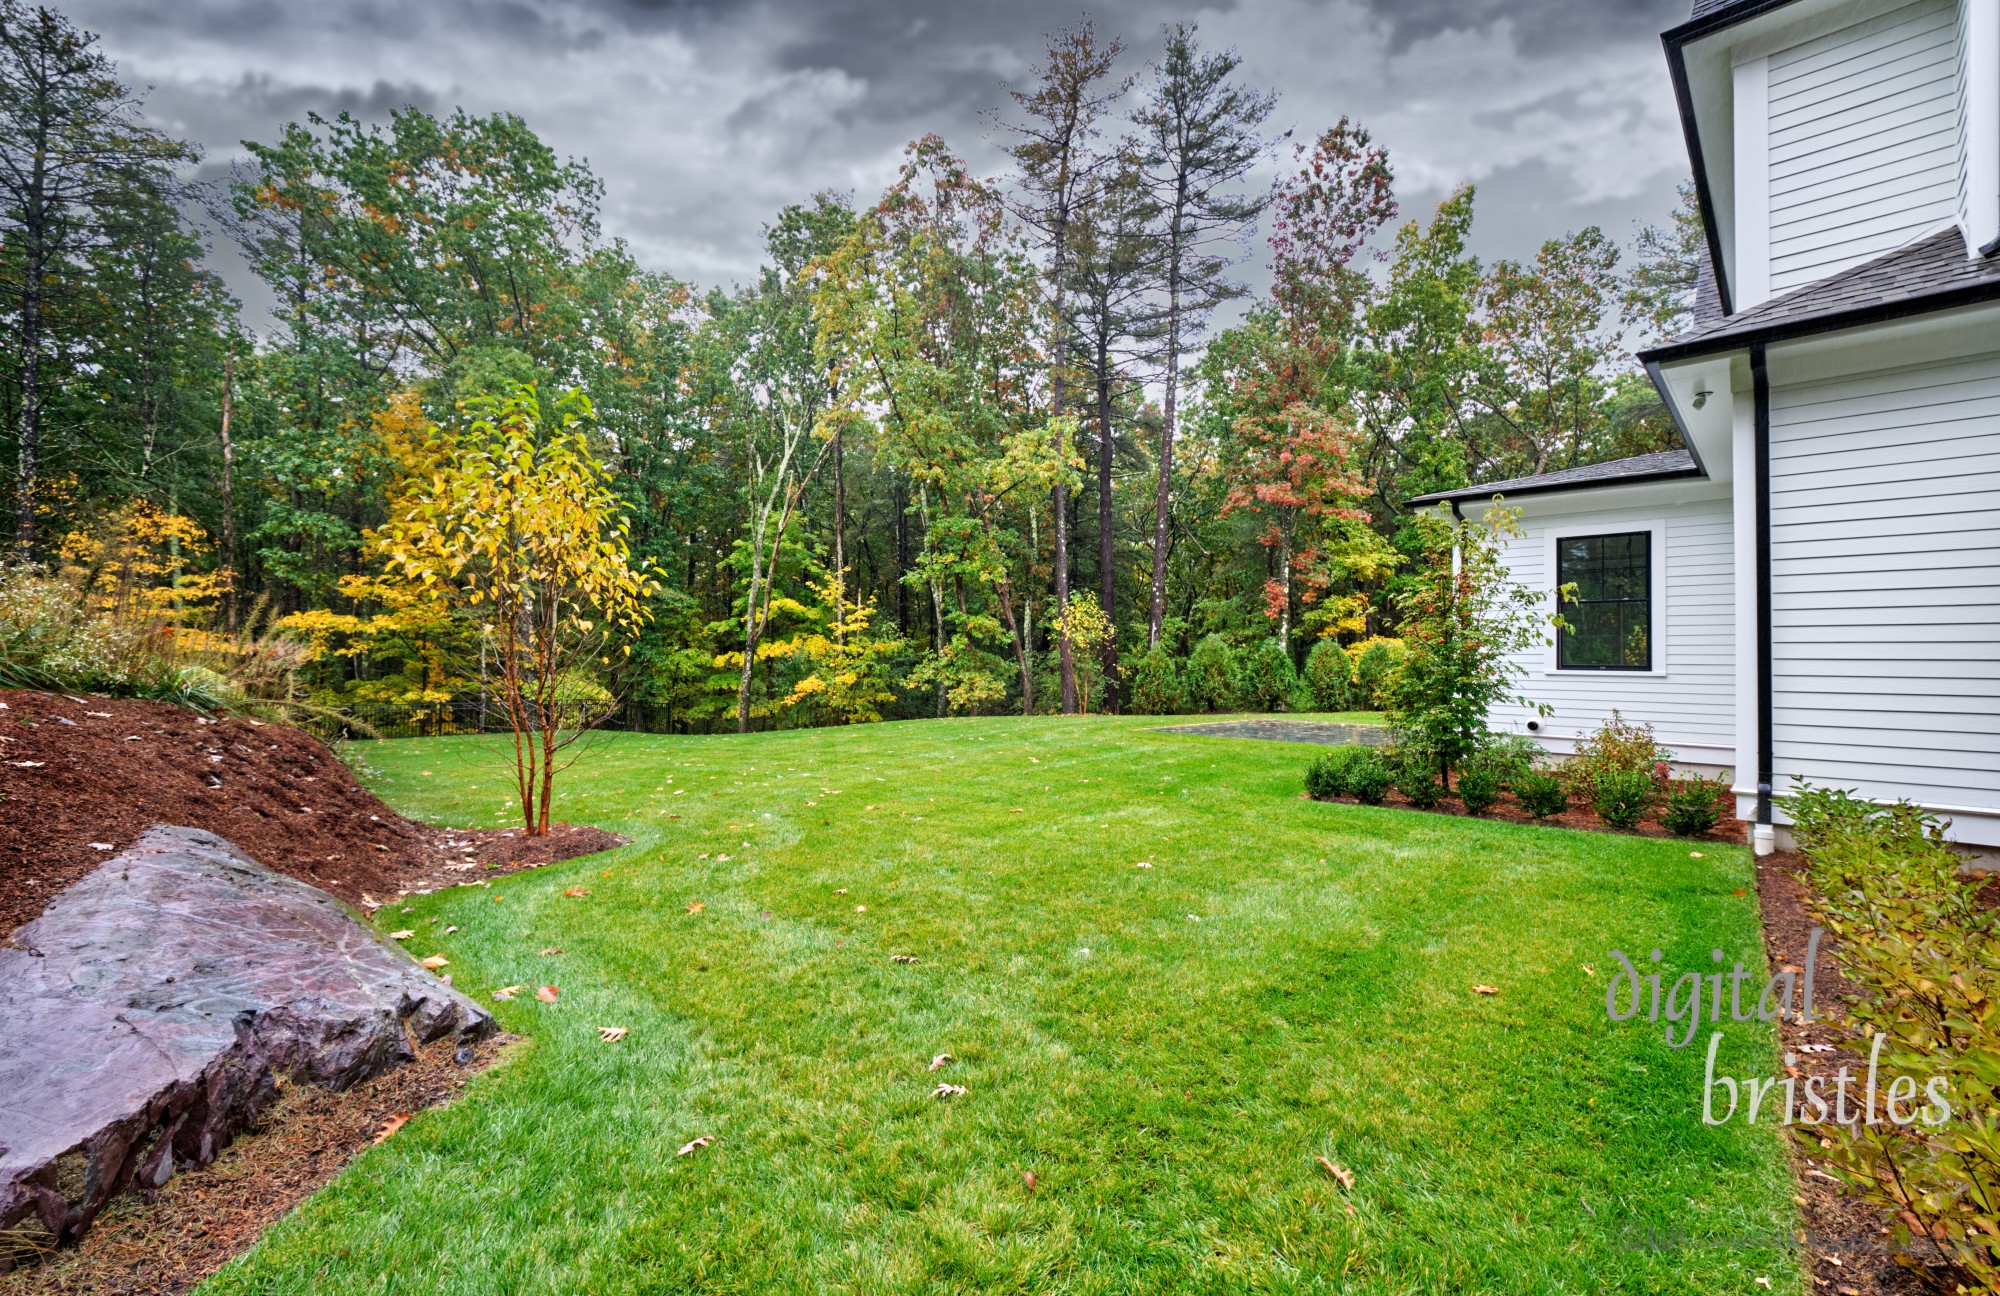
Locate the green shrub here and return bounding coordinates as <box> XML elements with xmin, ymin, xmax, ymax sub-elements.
<box><xmin>1184</xmin><ymin>634</ymin><xmax>1237</xmax><ymax>713</ymax></box>
<box><xmin>1345</xmin><ymin>749</ymin><xmax>1391</xmax><ymax>804</ymax></box>
<box><xmin>1781</xmin><ymin>785</ymin><xmax>1999</xmax><ymax>1288</ymax></box>
<box><xmin>1305</xmin><ymin>744</ymin><xmax>1383</xmax><ymax>799</ymax></box>
<box><xmin>1476</xmin><ymin>733</ymin><xmax>1544</xmax><ymax>787</ymax></box>
<box><xmin>1560</xmin><ymin>710</ymin><xmax>1670</xmax><ymax>798</ymax></box>
<box><xmin>1514</xmin><ymin>771</ymin><xmax>1569</xmax><ymax>819</ymax></box>
<box><xmin>1123</xmin><ymin>648</ymin><xmax>1185</xmax><ymax>716</ymax></box>
<box><xmin>1351</xmin><ymin>640</ymin><xmax>1396</xmax><ymax>710</ymax></box>
<box><xmin>1387</xmin><ymin>746</ymin><xmax>1444</xmax><ymax>808</ymax></box>
<box><xmin>1455</xmin><ymin>766</ymin><xmax>1502</xmax><ymax>815</ymax></box>
<box><xmin>1591</xmin><ymin>769</ymin><xmax>1655</xmax><ymax>830</ymax></box>
<box><xmin>1660</xmin><ymin>772</ymin><xmax>1729</xmax><ymax>836</ymax></box>
<box><xmin>1235</xmin><ymin>638</ymin><xmax>1297</xmax><ymax>713</ymax></box>
<box><xmin>1302</xmin><ymin>639</ymin><xmax>1353</xmax><ymax>711</ymax></box>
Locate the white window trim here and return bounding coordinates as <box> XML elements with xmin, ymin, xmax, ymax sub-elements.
<box><xmin>1542</xmin><ymin>518</ymin><xmax>1669</xmax><ymax>679</ymax></box>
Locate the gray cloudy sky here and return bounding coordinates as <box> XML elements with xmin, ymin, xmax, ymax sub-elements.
<box><xmin>64</xmin><ymin>0</ymin><xmax>1695</xmax><ymax>320</ymax></box>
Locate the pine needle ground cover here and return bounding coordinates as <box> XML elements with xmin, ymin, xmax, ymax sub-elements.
<box><xmin>202</xmin><ymin>717</ymin><xmax>1800</xmax><ymax>1295</ymax></box>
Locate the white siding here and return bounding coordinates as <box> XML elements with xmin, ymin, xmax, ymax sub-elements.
<box><xmin>1766</xmin><ymin>0</ymin><xmax>1961</xmax><ymax>294</ymax></box>
<box><xmin>1768</xmin><ymin>350</ymin><xmax>2000</xmax><ymax>809</ymax></box>
<box><xmin>1481</xmin><ymin>491</ymin><xmax>1737</xmax><ymax>765</ymax></box>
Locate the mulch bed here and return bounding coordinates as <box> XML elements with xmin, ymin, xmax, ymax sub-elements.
<box><xmin>0</xmin><ymin>689</ymin><xmax>621</xmax><ymax>1290</ymax></box>
<box><xmin>1302</xmin><ymin>785</ymin><xmax>1747</xmax><ymax>844</ymax></box>
<box><xmin>0</xmin><ymin>689</ymin><xmax>626</xmax><ymax>934</ymax></box>
<box><xmin>1752</xmin><ymin>852</ymin><xmax>1966</xmax><ymax>1295</ymax></box>
<box><xmin>2</xmin><ymin>1034</ymin><xmax>518</xmax><ymax>1295</ymax></box>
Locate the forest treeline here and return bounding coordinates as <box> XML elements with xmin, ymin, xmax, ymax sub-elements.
<box><xmin>0</xmin><ymin>4</ymin><xmax>1702</xmax><ymax>730</ymax></box>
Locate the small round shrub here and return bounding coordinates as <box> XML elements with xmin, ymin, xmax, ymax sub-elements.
<box><xmin>1346</xmin><ymin>751</ymin><xmax>1392</xmax><ymax>805</ymax></box>
<box><xmin>1184</xmin><ymin>634</ymin><xmax>1238</xmax><ymax>713</ymax></box>
<box><xmin>1304</xmin><ymin>752</ymin><xmax>1343</xmax><ymax>799</ymax></box>
<box><xmin>1236</xmin><ymin>638</ymin><xmax>1297</xmax><ymax>713</ymax></box>
<box><xmin>1303</xmin><ymin>639</ymin><xmax>1354</xmax><ymax>711</ymax></box>
<box><xmin>1455</xmin><ymin>766</ymin><xmax>1502</xmax><ymax>815</ymax></box>
<box><xmin>1593</xmin><ymin>768</ymin><xmax>1656</xmax><ymax>830</ymax></box>
<box><xmin>1515</xmin><ymin>771</ymin><xmax>1569</xmax><ymax>820</ymax></box>
<box><xmin>1398</xmin><ymin>769</ymin><xmax>1445</xmax><ymax>809</ymax></box>
<box><xmin>1661</xmin><ymin>773</ymin><xmax>1729</xmax><ymax>837</ymax></box>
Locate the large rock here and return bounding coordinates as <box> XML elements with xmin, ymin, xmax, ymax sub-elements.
<box><xmin>0</xmin><ymin>826</ymin><xmax>494</xmax><ymax>1260</ymax></box>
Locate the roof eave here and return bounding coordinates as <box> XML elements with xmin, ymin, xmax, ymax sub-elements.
<box><xmin>1639</xmin><ymin>277</ymin><xmax>2000</xmax><ymax>365</ymax></box>
<box><xmin>1405</xmin><ymin>464</ymin><xmax>1708</xmax><ymax>509</ymax></box>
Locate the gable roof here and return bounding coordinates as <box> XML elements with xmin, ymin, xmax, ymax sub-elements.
<box><xmin>1405</xmin><ymin>450</ymin><xmax>1705</xmax><ymax>507</ymax></box>
<box><xmin>1642</xmin><ymin>229</ymin><xmax>2000</xmax><ymax>364</ymax></box>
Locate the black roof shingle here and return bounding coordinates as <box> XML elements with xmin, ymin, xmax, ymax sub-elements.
<box><xmin>1641</xmin><ymin>229</ymin><xmax>2000</xmax><ymax>363</ymax></box>
<box><xmin>1406</xmin><ymin>449</ymin><xmax>1704</xmax><ymax>507</ymax></box>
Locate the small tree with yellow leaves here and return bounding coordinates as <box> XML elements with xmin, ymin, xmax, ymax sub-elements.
<box><xmin>375</xmin><ymin>382</ymin><xmax>657</xmax><ymax>835</ymax></box>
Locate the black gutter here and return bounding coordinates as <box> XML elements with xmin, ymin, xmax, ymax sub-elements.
<box><xmin>1659</xmin><ymin>0</ymin><xmax>1810</xmax><ymax>322</ymax></box>
<box><xmin>1751</xmin><ymin>342</ymin><xmax>1773</xmax><ymax>827</ymax></box>
<box><xmin>1640</xmin><ymin>275</ymin><xmax>2000</xmax><ymax>366</ymax></box>
<box><xmin>1406</xmin><ymin>463</ymin><xmax>1707</xmax><ymax>509</ymax></box>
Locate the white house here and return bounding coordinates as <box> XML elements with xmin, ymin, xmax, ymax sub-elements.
<box><xmin>1411</xmin><ymin>0</ymin><xmax>2000</xmax><ymax>854</ymax></box>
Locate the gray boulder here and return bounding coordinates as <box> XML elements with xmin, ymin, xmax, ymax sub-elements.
<box><xmin>0</xmin><ymin>826</ymin><xmax>494</xmax><ymax>1261</ymax></box>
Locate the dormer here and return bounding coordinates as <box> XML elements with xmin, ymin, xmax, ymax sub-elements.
<box><xmin>1666</xmin><ymin>0</ymin><xmax>2000</xmax><ymax>314</ymax></box>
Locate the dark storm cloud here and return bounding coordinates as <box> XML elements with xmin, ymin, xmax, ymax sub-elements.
<box><xmin>63</xmin><ymin>0</ymin><xmax>1695</xmax><ymax>322</ymax></box>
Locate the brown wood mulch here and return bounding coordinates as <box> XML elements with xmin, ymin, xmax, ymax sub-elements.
<box><xmin>1301</xmin><ymin>785</ymin><xmax>1746</xmax><ymax>843</ymax></box>
<box><xmin>0</xmin><ymin>1035</ymin><xmax>519</xmax><ymax>1295</ymax></box>
<box><xmin>0</xmin><ymin>689</ymin><xmax>626</xmax><ymax>935</ymax></box>
<box><xmin>0</xmin><ymin>688</ymin><xmax>621</xmax><ymax>1292</ymax></box>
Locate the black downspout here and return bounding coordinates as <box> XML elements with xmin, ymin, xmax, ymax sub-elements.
<box><xmin>1751</xmin><ymin>342</ymin><xmax>1774</xmax><ymax>827</ymax></box>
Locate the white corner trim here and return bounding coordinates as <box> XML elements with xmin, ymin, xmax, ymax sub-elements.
<box><xmin>1967</xmin><ymin>0</ymin><xmax>2000</xmax><ymax>254</ymax></box>
<box><xmin>1541</xmin><ymin>518</ymin><xmax>1670</xmax><ymax>679</ymax></box>
<box><xmin>1733</xmin><ymin>55</ymin><xmax>1772</xmax><ymax>310</ymax></box>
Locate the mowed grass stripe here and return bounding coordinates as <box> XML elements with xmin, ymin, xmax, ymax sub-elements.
<box><xmin>200</xmin><ymin>716</ymin><xmax>1801</xmax><ymax>1295</ymax></box>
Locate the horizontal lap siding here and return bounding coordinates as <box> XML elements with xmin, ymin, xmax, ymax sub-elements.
<box><xmin>1492</xmin><ymin>497</ymin><xmax>1736</xmax><ymax>759</ymax></box>
<box><xmin>1770</xmin><ymin>351</ymin><xmax>2000</xmax><ymax>809</ymax></box>
<box><xmin>1767</xmin><ymin>0</ymin><xmax>1960</xmax><ymax>295</ymax></box>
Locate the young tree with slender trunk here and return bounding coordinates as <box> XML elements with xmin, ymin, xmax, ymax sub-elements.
<box><xmin>0</xmin><ymin>1</ymin><xmax>193</xmax><ymax>557</ymax></box>
<box><xmin>1000</xmin><ymin>18</ymin><xmax>1126</xmax><ymax>714</ymax></box>
<box><xmin>1132</xmin><ymin>22</ymin><xmax>1274</xmax><ymax>648</ymax></box>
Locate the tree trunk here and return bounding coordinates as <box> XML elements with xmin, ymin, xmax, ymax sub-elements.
<box><xmin>1096</xmin><ymin>338</ymin><xmax>1119</xmax><ymax>711</ymax></box>
<box><xmin>13</xmin><ymin>247</ymin><xmax>43</xmax><ymax>560</ymax></box>
<box><xmin>219</xmin><ymin>344</ymin><xmax>237</xmax><ymax>632</ymax></box>
<box><xmin>832</xmin><ymin>429</ymin><xmax>846</xmax><ymax>645</ymax></box>
<box><xmin>1147</xmin><ymin>231</ymin><xmax>1185</xmax><ymax>649</ymax></box>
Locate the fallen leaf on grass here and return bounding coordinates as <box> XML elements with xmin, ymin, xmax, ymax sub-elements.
<box><xmin>891</xmin><ymin>954</ymin><xmax>920</xmax><ymax>965</ymax></box>
<box><xmin>1472</xmin><ymin>984</ymin><xmax>1499</xmax><ymax>996</ymax></box>
<box><xmin>420</xmin><ymin>955</ymin><xmax>450</xmax><ymax>970</ymax></box>
<box><xmin>685</xmin><ymin>901</ymin><xmax>705</xmax><ymax>914</ymax></box>
<box><xmin>929</xmin><ymin>1053</ymin><xmax>954</xmax><ymax>1071</ymax></box>
<box><xmin>1754</xmin><ymin>1279</ymin><xmax>1769</xmax><ymax>1289</ymax></box>
<box><xmin>1732</xmin><ymin>888</ymin><xmax>1746</xmax><ymax>896</ymax></box>
<box><xmin>563</xmin><ymin>887</ymin><xmax>590</xmax><ymax>898</ymax></box>
<box><xmin>1690</xmin><ymin>851</ymin><xmax>1706</xmax><ymax>858</ymax></box>
<box><xmin>389</xmin><ymin>930</ymin><xmax>415</xmax><ymax>941</ymax></box>
<box><xmin>855</xmin><ymin>904</ymin><xmax>867</xmax><ymax>913</ymax></box>
<box><xmin>677</xmin><ymin>1135</ymin><xmax>713</xmax><ymax>1157</ymax></box>
<box><xmin>599</xmin><ymin>1026</ymin><xmax>628</xmax><ymax>1043</ymax></box>
<box><xmin>372</xmin><ymin>1113</ymin><xmax>410</xmax><ymax>1145</ymax></box>
<box><xmin>443</xmin><ymin>925</ymin><xmax>459</xmax><ymax>935</ymax></box>
<box><xmin>1317</xmin><ymin>1157</ymin><xmax>1355</xmax><ymax>1191</ymax></box>
<box><xmin>540</xmin><ymin>947</ymin><xmax>563</xmax><ymax>956</ymax></box>
<box><xmin>1134</xmin><ymin>861</ymin><xmax>1152</xmax><ymax>869</ymax></box>
<box><xmin>492</xmin><ymin>985</ymin><xmax>523</xmax><ymax>1001</ymax></box>
<box><xmin>1581</xmin><ymin>964</ymin><xmax>1596</xmax><ymax>977</ymax></box>
<box><xmin>933</xmin><ymin>1083</ymin><xmax>967</xmax><ymax>1099</ymax></box>
<box><xmin>1021</xmin><ymin>1169</ymin><xmax>1037</xmax><ymax>1190</ymax></box>
<box><xmin>1009</xmin><ymin>808</ymin><xmax>1024</xmax><ymax>814</ymax></box>
<box><xmin>536</xmin><ymin>985</ymin><xmax>560</xmax><ymax>1003</ymax></box>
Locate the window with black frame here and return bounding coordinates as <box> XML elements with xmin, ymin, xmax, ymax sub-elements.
<box><xmin>1556</xmin><ymin>531</ymin><xmax>1652</xmax><ymax>670</ymax></box>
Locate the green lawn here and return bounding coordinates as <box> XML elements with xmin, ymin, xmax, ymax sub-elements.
<box><xmin>203</xmin><ymin>716</ymin><xmax>1801</xmax><ymax>1295</ymax></box>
